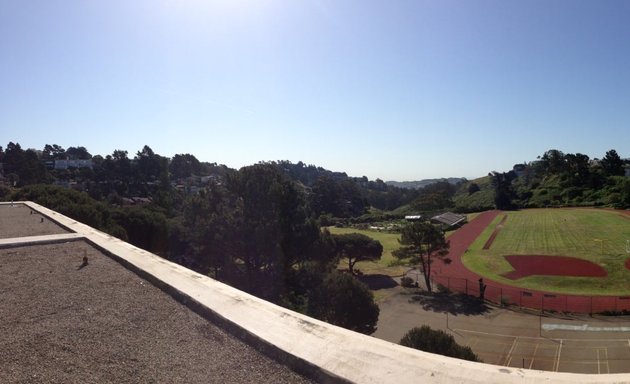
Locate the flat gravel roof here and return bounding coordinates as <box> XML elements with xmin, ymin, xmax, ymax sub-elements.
<box><xmin>0</xmin><ymin>204</ymin><xmax>70</xmax><ymax>239</ymax></box>
<box><xmin>0</xmin><ymin>241</ymin><xmax>311</xmax><ymax>383</ymax></box>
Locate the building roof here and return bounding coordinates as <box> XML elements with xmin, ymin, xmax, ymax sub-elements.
<box><xmin>431</xmin><ymin>212</ymin><xmax>467</xmax><ymax>227</ymax></box>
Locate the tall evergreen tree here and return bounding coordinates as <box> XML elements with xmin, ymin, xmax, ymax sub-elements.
<box><xmin>601</xmin><ymin>149</ymin><xmax>625</xmax><ymax>176</ymax></box>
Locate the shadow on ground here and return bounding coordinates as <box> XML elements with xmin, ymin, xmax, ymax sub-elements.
<box><xmin>407</xmin><ymin>292</ymin><xmax>490</xmax><ymax>315</ymax></box>
<box><xmin>359</xmin><ymin>274</ymin><xmax>398</xmax><ymax>290</ymax></box>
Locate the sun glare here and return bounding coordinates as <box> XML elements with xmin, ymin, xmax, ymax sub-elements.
<box><xmin>163</xmin><ymin>0</ymin><xmax>279</xmax><ymax>19</ymax></box>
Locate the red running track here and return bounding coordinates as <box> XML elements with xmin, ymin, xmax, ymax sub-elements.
<box><xmin>432</xmin><ymin>210</ymin><xmax>630</xmax><ymax>314</ymax></box>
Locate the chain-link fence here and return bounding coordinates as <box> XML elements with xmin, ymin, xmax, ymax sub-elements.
<box><xmin>431</xmin><ymin>274</ymin><xmax>630</xmax><ymax>314</ymax></box>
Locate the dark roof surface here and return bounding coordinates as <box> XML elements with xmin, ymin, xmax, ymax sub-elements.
<box><xmin>0</xmin><ymin>240</ymin><xmax>310</xmax><ymax>384</ymax></box>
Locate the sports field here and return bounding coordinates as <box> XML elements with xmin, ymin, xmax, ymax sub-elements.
<box><xmin>462</xmin><ymin>209</ymin><xmax>630</xmax><ymax>295</ymax></box>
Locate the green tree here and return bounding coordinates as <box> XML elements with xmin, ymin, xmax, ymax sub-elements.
<box><xmin>601</xmin><ymin>149</ymin><xmax>625</xmax><ymax>176</ymax></box>
<box><xmin>225</xmin><ymin>164</ymin><xmax>321</xmax><ymax>300</ymax></box>
<box><xmin>563</xmin><ymin>153</ymin><xmax>590</xmax><ymax>186</ymax></box>
<box><xmin>311</xmin><ymin>176</ymin><xmax>367</xmax><ymax>218</ymax></box>
<box><xmin>66</xmin><ymin>146</ymin><xmax>92</xmax><ymax>160</ymax></box>
<box><xmin>489</xmin><ymin>171</ymin><xmax>515</xmax><ymax>210</ymax></box>
<box><xmin>135</xmin><ymin>145</ymin><xmax>167</xmax><ymax>182</ymax></box>
<box><xmin>394</xmin><ymin>222</ymin><xmax>449</xmax><ymax>292</ymax></box>
<box><xmin>540</xmin><ymin>149</ymin><xmax>567</xmax><ymax>174</ymax></box>
<box><xmin>411</xmin><ymin>181</ymin><xmax>457</xmax><ymax>212</ymax></box>
<box><xmin>112</xmin><ymin>206</ymin><xmax>169</xmax><ymax>255</ymax></box>
<box><xmin>467</xmin><ymin>183</ymin><xmax>480</xmax><ymax>195</ymax></box>
<box><xmin>400</xmin><ymin>326</ymin><xmax>479</xmax><ymax>362</ymax></box>
<box><xmin>332</xmin><ymin>233</ymin><xmax>383</xmax><ymax>275</ymax></box>
<box><xmin>99</xmin><ymin>149</ymin><xmax>132</xmax><ymax>195</ymax></box>
<box><xmin>169</xmin><ymin>153</ymin><xmax>202</xmax><ymax>180</ymax></box>
<box><xmin>308</xmin><ymin>270</ymin><xmax>379</xmax><ymax>334</ymax></box>
<box><xmin>42</xmin><ymin>144</ymin><xmax>66</xmax><ymax>160</ymax></box>
<box><xmin>3</xmin><ymin>143</ymin><xmax>49</xmax><ymax>185</ymax></box>
<box><xmin>178</xmin><ymin>183</ymin><xmax>240</xmax><ymax>279</ymax></box>
<box><xmin>3</xmin><ymin>142</ymin><xmax>24</xmax><ymax>176</ymax></box>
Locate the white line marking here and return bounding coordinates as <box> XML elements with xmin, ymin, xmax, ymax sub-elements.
<box><xmin>454</xmin><ymin>328</ymin><xmax>630</xmax><ymax>342</ymax></box>
<box><xmin>454</xmin><ymin>328</ymin><xmax>555</xmax><ymax>341</ymax></box>
<box><xmin>555</xmin><ymin>339</ymin><xmax>563</xmax><ymax>372</ymax></box>
<box><xmin>597</xmin><ymin>348</ymin><xmax>601</xmax><ymax>374</ymax></box>
<box><xmin>543</xmin><ymin>323</ymin><xmax>630</xmax><ymax>332</ymax></box>
<box><xmin>504</xmin><ymin>337</ymin><xmax>518</xmax><ymax>366</ymax></box>
<box><xmin>529</xmin><ymin>343</ymin><xmax>540</xmax><ymax>369</ymax></box>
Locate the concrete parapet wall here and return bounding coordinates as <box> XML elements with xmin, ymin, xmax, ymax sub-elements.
<box><xmin>12</xmin><ymin>201</ymin><xmax>630</xmax><ymax>383</ymax></box>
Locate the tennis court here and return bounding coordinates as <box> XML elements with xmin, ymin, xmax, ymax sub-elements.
<box><xmin>458</xmin><ymin>328</ymin><xmax>630</xmax><ymax>374</ymax></box>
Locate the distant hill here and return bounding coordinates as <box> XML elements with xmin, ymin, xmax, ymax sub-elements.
<box><xmin>386</xmin><ymin>178</ymin><xmax>466</xmax><ymax>190</ymax></box>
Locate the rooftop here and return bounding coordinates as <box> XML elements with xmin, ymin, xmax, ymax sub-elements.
<box><xmin>431</xmin><ymin>212</ymin><xmax>467</xmax><ymax>227</ymax></box>
<box><xmin>0</xmin><ymin>205</ymin><xmax>309</xmax><ymax>384</ymax></box>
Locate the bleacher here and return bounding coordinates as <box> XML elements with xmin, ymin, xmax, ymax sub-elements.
<box><xmin>431</xmin><ymin>212</ymin><xmax>467</xmax><ymax>228</ymax></box>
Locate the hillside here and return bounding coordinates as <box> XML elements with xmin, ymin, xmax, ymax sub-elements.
<box><xmin>452</xmin><ymin>176</ymin><xmax>495</xmax><ymax>213</ymax></box>
<box><xmin>386</xmin><ymin>177</ymin><xmax>466</xmax><ymax>190</ymax></box>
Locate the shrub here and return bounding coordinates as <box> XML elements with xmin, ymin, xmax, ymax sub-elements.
<box><xmin>307</xmin><ymin>271</ymin><xmax>379</xmax><ymax>334</ymax></box>
<box><xmin>0</xmin><ymin>185</ymin><xmax>11</xmax><ymax>200</ymax></box>
<box><xmin>318</xmin><ymin>213</ymin><xmax>336</xmax><ymax>227</ymax></box>
<box><xmin>400</xmin><ymin>326</ymin><xmax>479</xmax><ymax>362</ymax></box>
<box><xmin>400</xmin><ymin>276</ymin><xmax>414</xmax><ymax>288</ymax></box>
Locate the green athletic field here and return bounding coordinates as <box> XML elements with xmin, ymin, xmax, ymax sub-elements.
<box><xmin>462</xmin><ymin>209</ymin><xmax>630</xmax><ymax>295</ymax></box>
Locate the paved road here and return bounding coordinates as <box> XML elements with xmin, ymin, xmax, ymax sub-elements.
<box><xmin>373</xmin><ymin>286</ymin><xmax>630</xmax><ymax>374</ymax></box>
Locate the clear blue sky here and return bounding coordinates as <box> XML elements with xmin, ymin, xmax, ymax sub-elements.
<box><xmin>1</xmin><ymin>1</ymin><xmax>629</xmax><ymax>181</ymax></box>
